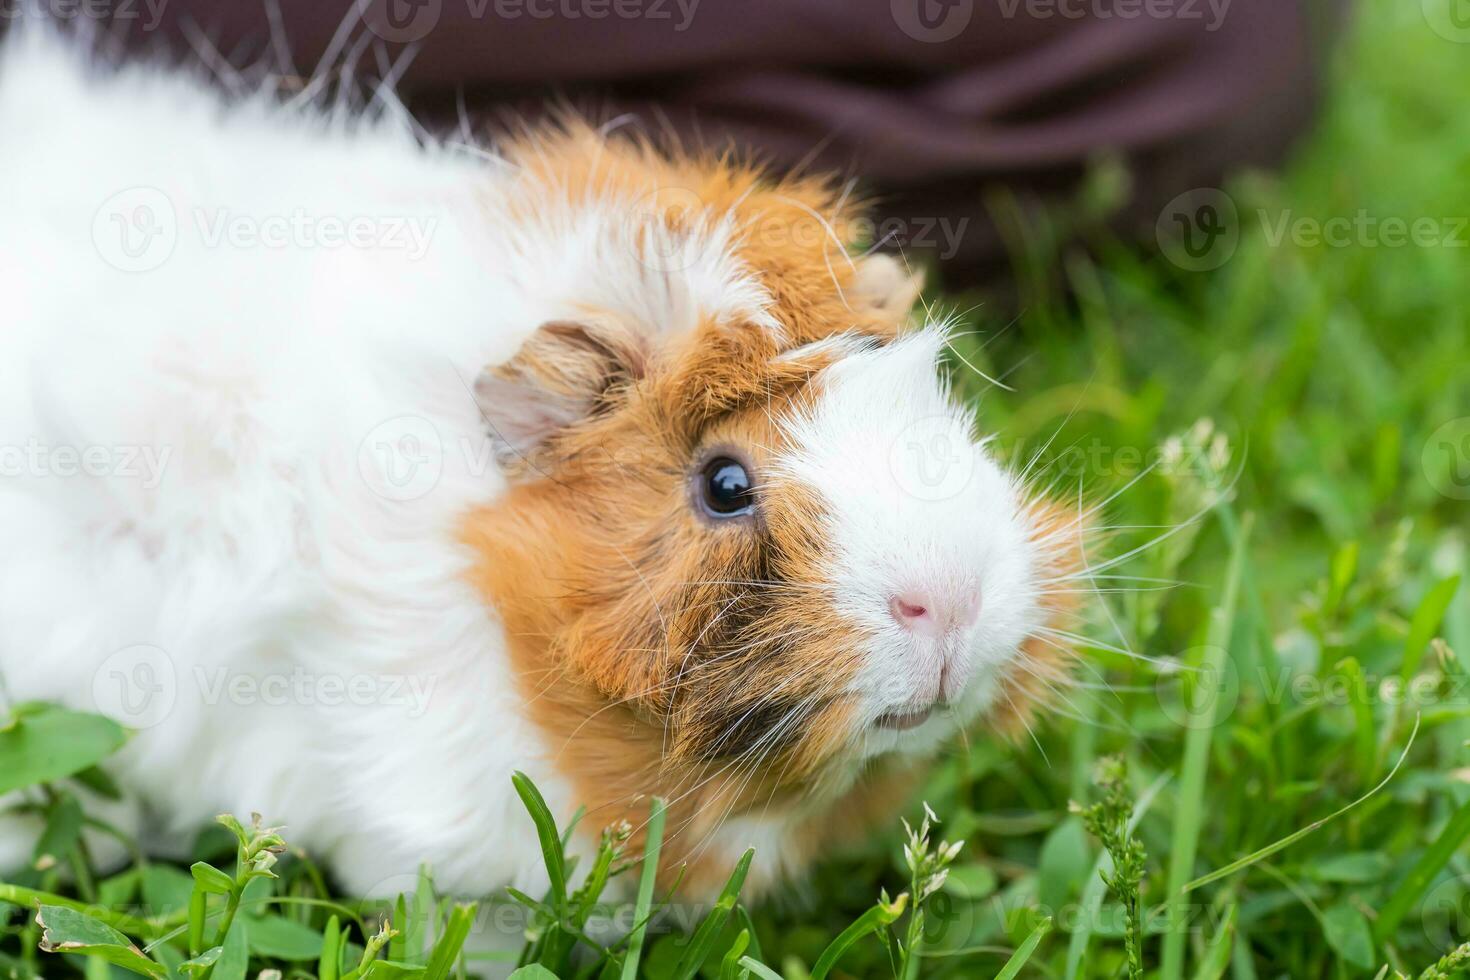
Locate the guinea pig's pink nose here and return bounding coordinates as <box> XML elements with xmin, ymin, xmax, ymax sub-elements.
<box><xmin>889</xmin><ymin>589</ymin><xmax>980</xmax><ymax>637</ymax></box>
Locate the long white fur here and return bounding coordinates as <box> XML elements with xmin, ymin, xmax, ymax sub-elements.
<box><xmin>0</xmin><ymin>32</ymin><xmax>1043</xmax><ymax>912</ymax></box>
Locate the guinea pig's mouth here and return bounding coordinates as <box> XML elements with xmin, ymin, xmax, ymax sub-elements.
<box><xmin>874</xmin><ymin>706</ymin><xmax>936</xmax><ymax>730</ymax></box>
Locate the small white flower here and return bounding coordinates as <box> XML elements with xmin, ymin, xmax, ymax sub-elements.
<box><xmin>920</xmin><ymin>868</ymin><xmax>950</xmax><ymax>901</ymax></box>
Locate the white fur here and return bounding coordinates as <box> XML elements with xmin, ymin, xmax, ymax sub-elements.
<box><xmin>0</xmin><ymin>34</ymin><xmax>1043</xmax><ymax>914</ymax></box>
<box><xmin>777</xmin><ymin>330</ymin><xmax>1042</xmax><ymax>758</ymax></box>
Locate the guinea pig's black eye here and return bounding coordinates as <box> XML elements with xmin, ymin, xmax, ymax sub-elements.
<box><xmin>698</xmin><ymin>456</ymin><xmax>754</xmax><ymax>518</ymax></box>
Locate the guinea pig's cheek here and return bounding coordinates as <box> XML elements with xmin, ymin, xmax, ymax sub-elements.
<box><xmin>790</xmin><ymin>699</ymin><xmax>865</xmax><ymax>772</ymax></box>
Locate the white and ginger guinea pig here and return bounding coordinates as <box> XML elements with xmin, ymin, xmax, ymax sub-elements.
<box><xmin>0</xmin><ymin>37</ymin><xmax>1086</xmax><ymax>902</ymax></box>
<box><xmin>458</xmin><ymin>135</ymin><xmax>1087</xmax><ymax>893</ymax></box>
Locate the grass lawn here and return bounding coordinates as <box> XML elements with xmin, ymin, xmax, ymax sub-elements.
<box><xmin>3</xmin><ymin>0</ymin><xmax>1468</xmax><ymax>976</ymax></box>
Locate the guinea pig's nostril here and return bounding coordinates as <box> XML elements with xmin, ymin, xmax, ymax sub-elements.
<box><xmin>889</xmin><ymin>589</ymin><xmax>981</xmax><ymax>635</ymax></box>
<box><xmin>889</xmin><ymin>594</ymin><xmax>933</xmax><ymax>629</ymax></box>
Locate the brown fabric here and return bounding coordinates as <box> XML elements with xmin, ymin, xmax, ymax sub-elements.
<box><xmin>24</xmin><ymin>0</ymin><xmax>1345</xmax><ymax>281</ymax></box>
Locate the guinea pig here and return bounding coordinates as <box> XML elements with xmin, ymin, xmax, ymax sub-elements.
<box><xmin>0</xmin><ymin>31</ymin><xmax>1085</xmax><ymax>903</ymax></box>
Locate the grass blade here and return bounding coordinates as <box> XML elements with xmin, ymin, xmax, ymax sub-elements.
<box><xmin>410</xmin><ymin>870</ymin><xmax>436</xmax><ymax>966</ymax></box>
<box><xmin>423</xmin><ymin>904</ymin><xmax>476</xmax><ymax>980</ymax></box>
<box><xmin>1184</xmin><ymin>714</ymin><xmax>1421</xmax><ymax>892</ymax></box>
<box><xmin>1374</xmin><ymin>795</ymin><xmax>1470</xmax><ymax>941</ymax></box>
<box><xmin>1400</xmin><ymin>575</ymin><xmax>1461</xmax><ymax>686</ymax></box>
<box><xmin>809</xmin><ymin>893</ymin><xmax>907</xmax><ymax>980</ymax></box>
<box><xmin>737</xmin><ymin>956</ymin><xmax>784</xmax><ymax>980</ymax></box>
<box><xmin>1190</xmin><ymin>904</ymin><xmax>1236</xmax><ymax>980</ymax></box>
<box><xmin>1159</xmin><ymin>512</ymin><xmax>1252</xmax><ymax>980</ymax></box>
<box><xmin>619</xmin><ymin>797</ymin><xmax>666</xmax><ymax>980</ymax></box>
<box><xmin>670</xmin><ymin>848</ymin><xmax>754</xmax><ymax>980</ymax></box>
<box><xmin>719</xmin><ymin>929</ymin><xmax>751</xmax><ymax>980</ymax></box>
<box><xmin>389</xmin><ymin>895</ymin><xmax>407</xmax><ymax>962</ymax></box>
<box><xmin>512</xmin><ymin>772</ymin><xmax>568</xmax><ymax>914</ymax></box>
<box><xmin>318</xmin><ymin>915</ymin><xmax>342</xmax><ymax>980</ymax></box>
<box><xmin>993</xmin><ymin>917</ymin><xmax>1052</xmax><ymax>980</ymax></box>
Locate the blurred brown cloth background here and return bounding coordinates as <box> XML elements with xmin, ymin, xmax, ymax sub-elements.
<box><xmin>25</xmin><ymin>0</ymin><xmax>1347</xmax><ymax>281</ymax></box>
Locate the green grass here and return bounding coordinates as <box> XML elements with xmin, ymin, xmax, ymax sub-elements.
<box><xmin>4</xmin><ymin>0</ymin><xmax>1470</xmax><ymax>976</ymax></box>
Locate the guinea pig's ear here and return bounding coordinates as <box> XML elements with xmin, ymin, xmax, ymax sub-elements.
<box><xmin>473</xmin><ymin>317</ymin><xmax>647</xmax><ymax>462</ymax></box>
<box><xmin>851</xmin><ymin>252</ymin><xmax>923</xmax><ymax>317</ymax></box>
